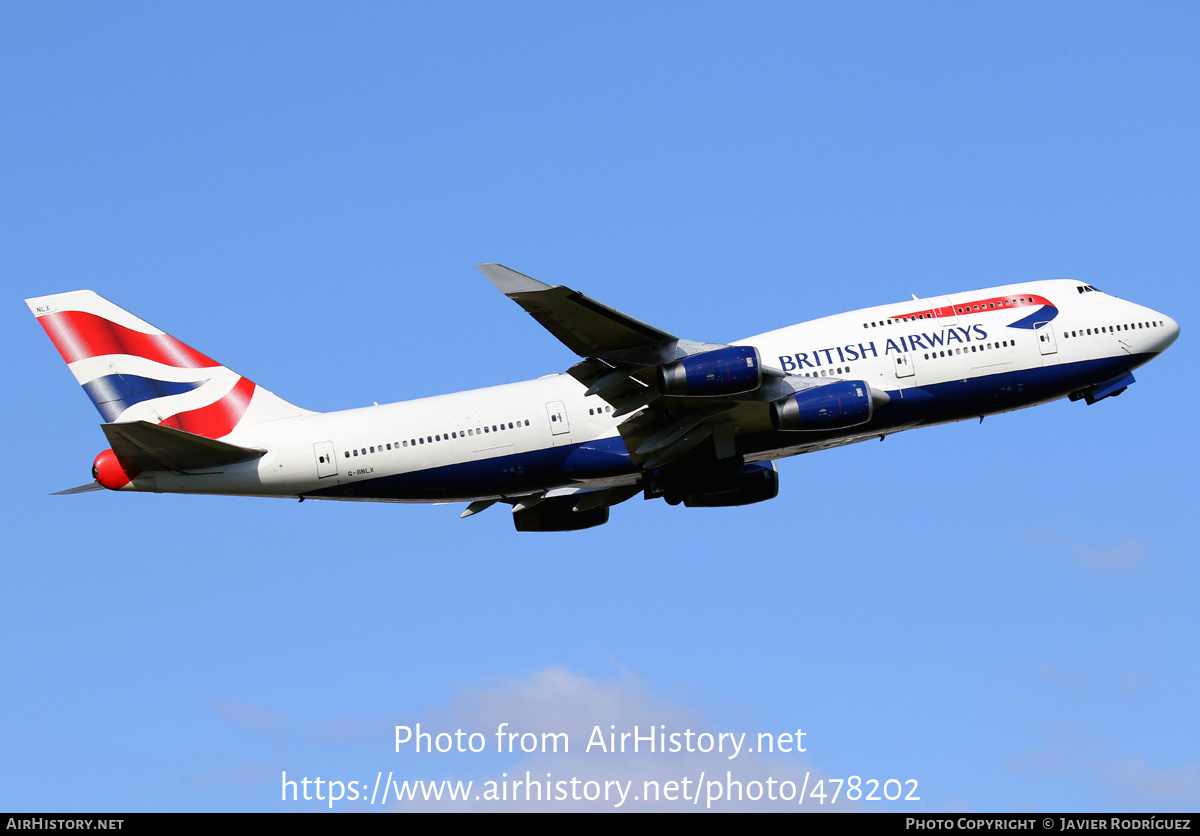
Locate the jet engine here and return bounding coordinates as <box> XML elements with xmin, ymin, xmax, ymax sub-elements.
<box><xmin>513</xmin><ymin>497</ymin><xmax>610</xmax><ymax>532</ymax></box>
<box><xmin>679</xmin><ymin>462</ymin><xmax>779</xmax><ymax>507</ymax></box>
<box><xmin>658</xmin><ymin>346</ymin><xmax>761</xmax><ymax>397</ymax></box>
<box><xmin>770</xmin><ymin>380</ymin><xmax>884</xmax><ymax>431</ymax></box>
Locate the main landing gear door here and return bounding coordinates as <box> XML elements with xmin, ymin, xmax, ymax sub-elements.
<box><xmin>314</xmin><ymin>441</ymin><xmax>338</xmax><ymax>478</ymax></box>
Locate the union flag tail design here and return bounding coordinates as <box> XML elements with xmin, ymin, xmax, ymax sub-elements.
<box><xmin>27</xmin><ymin>290</ymin><xmax>312</xmax><ymax>439</ymax></box>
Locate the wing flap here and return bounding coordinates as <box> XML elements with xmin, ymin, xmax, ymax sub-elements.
<box><xmin>101</xmin><ymin>421</ymin><xmax>266</xmax><ymax>472</ymax></box>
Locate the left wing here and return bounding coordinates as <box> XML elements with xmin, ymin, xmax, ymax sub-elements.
<box><xmin>477</xmin><ymin>264</ymin><xmax>677</xmax><ymax>357</ymax></box>
<box><xmin>479</xmin><ymin>264</ymin><xmax>858</xmax><ymax>472</ymax></box>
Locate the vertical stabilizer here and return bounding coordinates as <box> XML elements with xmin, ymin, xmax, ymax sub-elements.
<box><xmin>26</xmin><ymin>290</ymin><xmax>313</xmax><ymax>439</ymax></box>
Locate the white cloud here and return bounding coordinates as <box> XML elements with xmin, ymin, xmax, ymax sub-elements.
<box><xmin>384</xmin><ymin>666</ymin><xmax>852</xmax><ymax>812</ymax></box>
<box><xmin>1100</xmin><ymin>759</ymin><xmax>1200</xmax><ymax>803</ymax></box>
<box><xmin>1035</xmin><ymin>663</ymin><xmax>1089</xmax><ymax>694</ymax></box>
<box><xmin>208</xmin><ymin>700</ymin><xmax>285</xmax><ymax>732</ymax></box>
<box><xmin>196</xmin><ymin>667</ymin><xmax>877</xmax><ymax>811</ymax></box>
<box><xmin>1010</xmin><ymin>722</ymin><xmax>1200</xmax><ymax>807</ymax></box>
<box><xmin>1025</xmin><ymin>531</ymin><xmax>1148</xmax><ymax>571</ymax></box>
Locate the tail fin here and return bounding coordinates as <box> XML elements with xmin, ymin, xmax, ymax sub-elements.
<box><xmin>26</xmin><ymin>290</ymin><xmax>312</xmax><ymax>439</ymax></box>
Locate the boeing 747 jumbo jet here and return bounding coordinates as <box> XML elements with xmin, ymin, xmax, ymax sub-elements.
<box><xmin>27</xmin><ymin>266</ymin><xmax>1178</xmax><ymax>531</ymax></box>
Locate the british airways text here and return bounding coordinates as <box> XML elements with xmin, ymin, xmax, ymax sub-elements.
<box><xmin>778</xmin><ymin>325</ymin><xmax>989</xmax><ymax>371</ymax></box>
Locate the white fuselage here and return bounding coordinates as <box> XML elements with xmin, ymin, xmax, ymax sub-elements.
<box><xmin>130</xmin><ymin>280</ymin><xmax>1179</xmax><ymax>503</ymax></box>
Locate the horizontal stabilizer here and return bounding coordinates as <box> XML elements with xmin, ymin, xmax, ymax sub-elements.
<box><xmin>51</xmin><ymin>481</ymin><xmax>106</xmax><ymax>495</ymax></box>
<box><xmin>101</xmin><ymin>421</ymin><xmax>266</xmax><ymax>472</ymax></box>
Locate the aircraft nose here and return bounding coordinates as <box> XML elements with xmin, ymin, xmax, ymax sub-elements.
<box><xmin>1153</xmin><ymin>312</ymin><xmax>1180</xmax><ymax>353</ymax></box>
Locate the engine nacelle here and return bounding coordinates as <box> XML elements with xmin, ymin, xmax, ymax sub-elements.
<box><xmin>681</xmin><ymin>463</ymin><xmax>779</xmax><ymax>508</ymax></box>
<box><xmin>659</xmin><ymin>346</ymin><xmax>762</xmax><ymax>397</ymax></box>
<box><xmin>92</xmin><ymin>448</ymin><xmax>139</xmax><ymax>491</ymax></box>
<box><xmin>513</xmin><ymin>497</ymin><xmax>610</xmax><ymax>532</ymax></box>
<box><xmin>770</xmin><ymin>380</ymin><xmax>876</xmax><ymax>431</ymax></box>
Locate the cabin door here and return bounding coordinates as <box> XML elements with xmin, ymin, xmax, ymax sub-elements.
<box><xmin>1035</xmin><ymin>322</ymin><xmax>1058</xmax><ymax>355</ymax></box>
<box><xmin>546</xmin><ymin>401</ymin><xmax>571</xmax><ymax>436</ymax></box>
<box><xmin>314</xmin><ymin>441</ymin><xmax>338</xmax><ymax>478</ymax></box>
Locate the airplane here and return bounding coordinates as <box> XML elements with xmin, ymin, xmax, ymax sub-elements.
<box><xmin>26</xmin><ymin>265</ymin><xmax>1179</xmax><ymax>531</ymax></box>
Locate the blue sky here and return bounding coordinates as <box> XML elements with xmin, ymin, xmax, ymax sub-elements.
<box><xmin>2</xmin><ymin>2</ymin><xmax>1197</xmax><ymax>812</ymax></box>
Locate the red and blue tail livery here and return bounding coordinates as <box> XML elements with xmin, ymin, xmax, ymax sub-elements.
<box><xmin>26</xmin><ymin>269</ymin><xmax>1178</xmax><ymax>530</ymax></box>
<box><xmin>29</xmin><ymin>291</ymin><xmax>308</xmax><ymax>437</ymax></box>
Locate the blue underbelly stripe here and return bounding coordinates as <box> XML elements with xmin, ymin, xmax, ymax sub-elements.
<box><xmin>306</xmin><ymin>353</ymin><xmax>1150</xmax><ymax>502</ymax></box>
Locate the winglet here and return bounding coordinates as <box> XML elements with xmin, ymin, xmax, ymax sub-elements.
<box><xmin>477</xmin><ymin>263</ymin><xmax>553</xmax><ymax>295</ymax></box>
